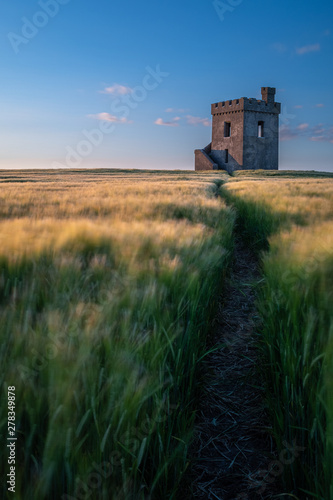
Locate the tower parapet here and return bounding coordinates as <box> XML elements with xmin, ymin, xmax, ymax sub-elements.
<box><xmin>211</xmin><ymin>96</ymin><xmax>281</xmax><ymax>115</ymax></box>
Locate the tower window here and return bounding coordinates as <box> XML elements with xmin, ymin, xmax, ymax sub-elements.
<box><xmin>225</xmin><ymin>149</ymin><xmax>229</xmax><ymax>163</ymax></box>
<box><xmin>224</xmin><ymin>122</ymin><xmax>231</xmax><ymax>137</ymax></box>
<box><xmin>258</xmin><ymin>121</ymin><xmax>264</xmax><ymax>138</ymax></box>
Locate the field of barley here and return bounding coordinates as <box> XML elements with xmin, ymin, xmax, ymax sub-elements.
<box><xmin>0</xmin><ymin>169</ymin><xmax>234</xmax><ymax>500</ymax></box>
<box><xmin>223</xmin><ymin>171</ymin><xmax>333</xmax><ymax>499</ymax></box>
<box><xmin>0</xmin><ymin>168</ymin><xmax>332</xmax><ymax>499</ymax></box>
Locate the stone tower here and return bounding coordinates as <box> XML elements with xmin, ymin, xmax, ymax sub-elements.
<box><xmin>194</xmin><ymin>87</ymin><xmax>281</xmax><ymax>172</ymax></box>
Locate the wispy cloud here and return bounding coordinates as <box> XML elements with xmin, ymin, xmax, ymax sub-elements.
<box><xmin>88</xmin><ymin>113</ymin><xmax>131</xmax><ymax>123</ymax></box>
<box><xmin>280</xmin><ymin>125</ymin><xmax>299</xmax><ymax>141</ymax></box>
<box><xmin>293</xmin><ymin>104</ymin><xmax>324</xmax><ymax>110</ymax></box>
<box><xmin>186</xmin><ymin>115</ymin><xmax>211</xmax><ymax>127</ymax></box>
<box><xmin>165</xmin><ymin>107</ymin><xmax>188</xmax><ymax>113</ymax></box>
<box><xmin>323</xmin><ymin>29</ymin><xmax>330</xmax><ymax>37</ymax></box>
<box><xmin>309</xmin><ymin>124</ymin><xmax>326</xmax><ymax>141</ymax></box>
<box><xmin>154</xmin><ymin>117</ymin><xmax>180</xmax><ymax>127</ymax></box>
<box><xmin>100</xmin><ymin>84</ymin><xmax>133</xmax><ymax>96</ymax></box>
<box><xmin>310</xmin><ymin>126</ymin><xmax>333</xmax><ymax>143</ymax></box>
<box><xmin>296</xmin><ymin>43</ymin><xmax>320</xmax><ymax>55</ymax></box>
<box><xmin>280</xmin><ymin>123</ymin><xmax>333</xmax><ymax>143</ymax></box>
<box><xmin>155</xmin><ymin>114</ymin><xmax>211</xmax><ymax>127</ymax></box>
<box><xmin>296</xmin><ymin>123</ymin><xmax>309</xmax><ymax>131</ymax></box>
<box><xmin>272</xmin><ymin>42</ymin><xmax>287</xmax><ymax>53</ymax></box>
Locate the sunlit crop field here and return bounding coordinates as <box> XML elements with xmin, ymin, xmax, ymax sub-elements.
<box><xmin>0</xmin><ymin>169</ymin><xmax>234</xmax><ymax>500</ymax></box>
<box><xmin>1</xmin><ymin>168</ymin><xmax>332</xmax><ymax>500</ymax></box>
<box><xmin>224</xmin><ymin>172</ymin><xmax>333</xmax><ymax>499</ymax></box>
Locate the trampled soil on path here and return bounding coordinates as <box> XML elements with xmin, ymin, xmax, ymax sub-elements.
<box><xmin>182</xmin><ymin>237</ymin><xmax>279</xmax><ymax>499</ymax></box>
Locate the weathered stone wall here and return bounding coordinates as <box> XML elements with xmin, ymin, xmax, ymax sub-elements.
<box><xmin>194</xmin><ymin>149</ymin><xmax>218</xmax><ymax>171</ymax></box>
<box><xmin>209</xmin><ymin>150</ymin><xmax>237</xmax><ymax>174</ymax></box>
<box><xmin>243</xmin><ymin>111</ymin><xmax>279</xmax><ymax>170</ymax></box>
<box><xmin>211</xmin><ymin>109</ymin><xmax>244</xmax><ymax>169</ymax></box>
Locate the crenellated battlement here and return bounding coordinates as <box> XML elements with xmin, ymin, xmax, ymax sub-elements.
<box><xmin>211</xmin><ymin>96</ymin><xmax>280</xmax><ymax>115</ymax></box>
<box><xmin>211</xmin><ymin>98</ymin><xmax>244</xmax><ymax>114</ymax></box>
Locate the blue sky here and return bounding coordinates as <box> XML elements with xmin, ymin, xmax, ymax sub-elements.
<box><xmin>0</xmin><ymin>0</ymin><xmax>332</xmax><ymax>171</ymax></box>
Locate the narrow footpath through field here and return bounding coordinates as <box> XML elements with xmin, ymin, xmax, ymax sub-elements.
<box><xmin>182</xmin><ymin>235</ymin><xmax>278</xmax><ymax>499</ymax></box>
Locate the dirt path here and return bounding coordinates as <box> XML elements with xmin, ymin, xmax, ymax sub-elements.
<box><xmin>182</xmin><ymin>236</ymin><xmax>278</xmax><ymax>499</ymax></box>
